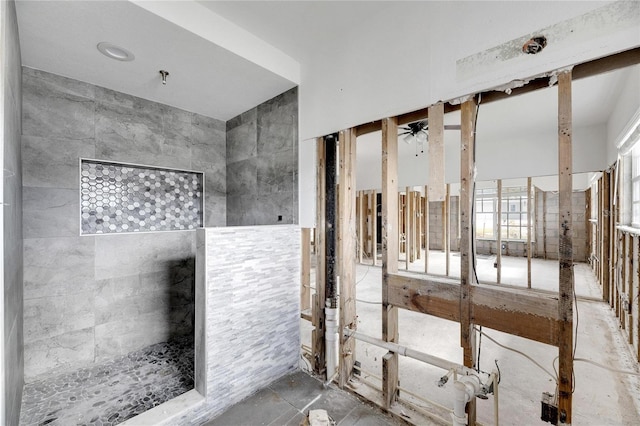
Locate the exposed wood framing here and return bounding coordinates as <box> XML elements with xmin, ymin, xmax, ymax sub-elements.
<box><xmin>528</xmin><ymin>177</ymin><xmax>533</xmax><ymax>288</ymax></box>
<box><xmin>415</xmin><ymin>191</ymin><xmax>421</xmax><ymax>261</ymax></box>
<box><xmin>358</xmin><ymin>191</ymin><xmax>364</xmax><ymax>264</ymax></box>
<box><xmin>586</xmin><ymin>189</ymin><xmax>591</xmax><ymax>264</ymax></box>
<box><xmin>637</xmin><ymin>236</ymin><xmax>640</xmax><ymax>360</ymax></box>
<box><xmin>382</xmin><ymin>117</ymin><xmax>400</xmax><ymax>409</ymax></box>
<box><xmin>406</xmin><ymin>187</ymin><xmax>411</xmax><ymax>270</ymax></box>
<box><xmin>386</xmin><ymin>273</ymin><xmax>561</xmax><ymax>344</ymax></box>
<box><xmin>543</xmin><ymin>191</ymin><xmax>548</xmax><ymax>260</ymax></box>
<box><xmin>609</xmin><ymin>167</ymin><xmax>618</xmax><ymax>310</ymax></box>
<box><xmin>313</xmin><ymin>137</ymin><xmax>327</xmax><ymax>374</ymax></box>
<box><xmin>603</xmin><ymin>172</ymin><xmax>611</xmax><ymax>303</ymax></box>
<box><xmin>497</xmin><ymin>179</ymin><xmax>502</xmax><ymax>284</ymax></box>
<box><xmin>428</xmin><ymin>103</ymin><xmax>446</xmax><ymax>201</ymax></box>
<box><xmin>301</xmin><ymin>228</ymin><xmax>311</xmax><ymax>312</ymax></box>
<box><xmin>557</xmin><ymin>70</ymin><xmax>574</xmax><ymax>425</ymax></box>
<box><xmin>312</xmin><ymin>46</ymin><xmax>640</xmax><ymax>424</ymax></box>
<box><xmin>424</xmin><ymin>185</ymin><xmax>430</xmax><ymax>274</ymax></box>
<box><xmin>629</xmin><ymin>235</ymin><xmax>635</xmax><ymax>344</ymax></box>
<box><xmin>444</xmin><ymin>184</ymin><xmax>451</xmax><ymax>277</ymax></box>
<box><xmin>460</xmin><ymin>98</ymin><xmax>477</xmax><ymax>424</ymax></box>
<box><xmin>338</xmin><ymin>128</ymin><xmax>358</xmax><ymax>388</ymax></box>
<box><xmin>372</xmin><ymin>190</ymin><xmax>378</xmax><ymax>266</ymax></box>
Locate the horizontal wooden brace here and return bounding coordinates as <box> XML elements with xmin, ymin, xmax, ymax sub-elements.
<box><xmin>387</xmin><ymin>273</ymin><xmax>460</xmax><ymax>322</ymax></box>
<box><xmin>471</xmin><ymin>285</ymin><xmax>560</xmax><ymax>345</ymax></box>
<box><xmin>387</xmin><ymin>273</ymin><xmax>561</xmax><ymax>346</ymax></box>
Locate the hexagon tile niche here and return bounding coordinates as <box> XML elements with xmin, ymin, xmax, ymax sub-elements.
<box><xmin>80</xmin><ymin>159</ymin><xmax>204</xmax><ymax>235</ymax></box>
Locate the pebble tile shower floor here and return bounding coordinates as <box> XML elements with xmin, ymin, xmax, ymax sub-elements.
<box><xmin>19</xmin><ymin>336</ymin><xmax>194</xmax><ymax>426</ymax></box>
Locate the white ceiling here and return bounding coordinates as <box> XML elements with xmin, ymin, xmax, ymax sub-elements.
<box><xmin>15</xmin><ymin>0</ymin><xmax>634</xmax><ymax>132</ymax></box>
<box><xmin>15</xmin><ymin>0</ymin><xmax>297</xmax><ymax>121</ymax></box>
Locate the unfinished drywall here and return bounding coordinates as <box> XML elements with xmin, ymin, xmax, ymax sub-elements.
<box><xmin>2</xmin><ymin>0</ymin><xmax>24</xmax><ymax>423</ymax></box>
<box><xmin>299</xmin><ymin>1</ymin><xmax>638</xmax><ymax>140</ymax></box>
<box><xmin>226</xmin><ymin>87</ymin><xmax>298</xmax><ymax>226</ymax></box>
<box><xmin>21</xmin><ymin>68</ymin><xmax>226</xmax><ymax>380</ymax></box>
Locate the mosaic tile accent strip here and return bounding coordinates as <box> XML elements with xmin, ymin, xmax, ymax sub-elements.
<box><xmin>19</xmin><ymin>336</ymin><xmax>194</xmax><ymax>426</ymax></box>
<box><xmin>80</xmin><ymin>160</ymin><xmax>203</xmax><ymax>234</ymax></box>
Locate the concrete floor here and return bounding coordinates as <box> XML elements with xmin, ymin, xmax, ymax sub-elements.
<box><xmin>204</xmin><ymin>371</ymin><xmax>404</xmax><ymax>426</ymax></box>
<box><xmin>302</xmin><ymin>253</ymin><xmax>640</xmax><ymax>425</ymax></box>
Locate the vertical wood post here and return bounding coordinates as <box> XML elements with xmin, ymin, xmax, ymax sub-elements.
<box><xmin>586</xmin><ymin>188</ymin><xmax>592</xmax><ymax>262</ymax></box>
<box><xmin>358</xmin><ymin>192</ymin><xmax>364</xmax><ymax>264</ymax></box>
<box><xmin>372</xmin><ymin>190</ymin><xmax>378</xmax><ymax>266</ymax></box>
<box><xmin>381</xmin><ymin>117</ymin><xmax>399</xmax><ymax>409</ymax></box>
<box><xmin>338</xmin><ymin>128</ymin><xmax>357</xmax><ymax>388</ymax></box>
<box><xmin>424</xmin><ymin>185</ymin><xmax>430</xmax><ymax>274</ymax></box>
<box><xmin>460</xmin><ymin>98</ymin><xmax>478</xmax><ymax>424</ymax></box>
<box><xmin>636</xmin><ymin>236</ymin><xmax>640</xmax><ymax>360</ymax></box>
<box><xmin>603</xmin><ymin>173</ymin><xmax>611</xmax><ymax>303</ymax></box>
<box><xmin>497</xmin><ymin>179</ymin><xmax>503</xmax><ymax>284</ymax></box>
<box><xmin>543</xmin><ymin>192</ymin><xmax>548</xmax><ymax>260</ymax></box>
<box><xmin>557</xmin><ymin>70</ymin><xmax>574</xmax><ymax>425</ymax></box>
<box><xmin>313</xmin><ymin>137</ymin><xmax>327</xmax><ymax>374</ymax></box>
<box><xmin>301</xmin><ymin>228</ymin><xmax>311</xmax><ymax>311</ymax></box>
<box><xmin>429</xmin><ymin>103</ymin><xmax>445</xmax><ymax>201</ymax></box>
<box><xmin>445</xmin><ymin>184</ymin><xmax>451</xmax><ymax>276</ymax></box>
<box><xmin>528</xmin><ymin>177</ymin><xmax>533</xmax><ymax>288</ymax></box>
<box><xmin>415</xmin><ymin>191</ymin><xmax>421</xmax><ymax>260</ymax></box>
<box><xmin>406</xmin><ymin>186</ymin><xmax>411</xmax><ymax>270</ymax></box>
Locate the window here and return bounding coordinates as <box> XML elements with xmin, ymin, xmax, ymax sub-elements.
<box><xmin>475</xmin><ymin>186</ymin><xmax>531</xmax><ymax>241</ymax></box>
<box><xmin>475</xmin><ymin>188</ymin><xmax>496</xmax><ymax>239</ymax></box>
<box><xmin>632</xmin><ymin>143</ymin><xmax>640</xmax><ymax>227</ymax></box>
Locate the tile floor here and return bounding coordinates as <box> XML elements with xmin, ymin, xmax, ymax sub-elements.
<box><xmin>204</xmin><ymin>370</ymin><xmax>405</xmax><ymax>426</ymax></box>
<box><xmin>19</xmin><ymin>335</ymin><xmax>193</xmax><ymax>426</ymax></box>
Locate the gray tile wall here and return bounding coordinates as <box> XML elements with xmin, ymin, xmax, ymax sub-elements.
<box><xmin>3</xmin><ymin>1</ymin><xmax>24</xmax><ymax>423</ymax></box>
<box><xmin>21</xmin><ymin>68</ymin><xmax>226</xmax><ymax>380</ymax></box>
<box><xmin>167</xmin><ymin>225</ymin><xmax>300</xmax><ymax>425</ymax></box>
<box><xmin>226</xmin><ymin>88</ymin><xmax>298</xmax><ymax>225</ymax></box>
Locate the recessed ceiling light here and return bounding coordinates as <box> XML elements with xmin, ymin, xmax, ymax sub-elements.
<box><xmin>97</xmin><ymin>42</ymin><xmax>135</xmax><ymax>62</ymax></box>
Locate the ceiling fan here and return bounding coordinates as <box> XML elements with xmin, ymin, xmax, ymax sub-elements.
<box><xmin>399</xmin><ymin>120</ymin><xmax>462</xmax><ymax>156</ymax></box>
<box><xmin>399</xmin><ymin>121</ymin><xmax>428</xmax><ymax>156</ymax></box>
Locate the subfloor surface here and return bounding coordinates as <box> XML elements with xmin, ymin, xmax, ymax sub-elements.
<box><xmin>302</xmin><ymin>256</ymin><xmax>640</xmax><ymax>425</ymax></box>
<box><xmin>203</xmin><ymin>370</ymin><xmax>405</xmax><ymax>426</ymax></box>
<box><xmin>19</xmin><ymin>335</ymin><xmax>194</xmax><ymax>426</ymax></box>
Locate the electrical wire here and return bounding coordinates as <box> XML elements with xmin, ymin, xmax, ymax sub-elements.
<box><xmin>573</xmin><ymin>357</ymin><xmax>640</xmax><ymax>376</ymax></box>
<box><xmin>355</xmin><ymin>234</ymin><xmax>383</xmax><ymax>305</ymax></box>
<box><xmin>474</xmin><ymin>326</ymin><xmax>558</xmax><ymax>384</ymax></box>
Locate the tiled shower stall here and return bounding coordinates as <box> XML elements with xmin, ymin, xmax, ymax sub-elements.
<box><xmin>14</xmin><ymin>64</ymin><xmax>298</xmax><ymax>425</ymax></box>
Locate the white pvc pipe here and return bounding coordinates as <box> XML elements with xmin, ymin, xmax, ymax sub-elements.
<box><xmin>325</xmin><ymin>306</ymin><xmax>339</xmax><ymax>385</ymax></box>
<box><xmin>452</xmin><ymin>381</ymin><xmax>470</xmax><ymax>426</ymax></box>
<box><xmin>451</xmin><ymin>376</ymin><xmax>481</xmax><ymax>426</ymax></box>
<box><xmin>344</xmin><ymin>328</ymin><xmax>476</xmax><ymax>376</ymax></box>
